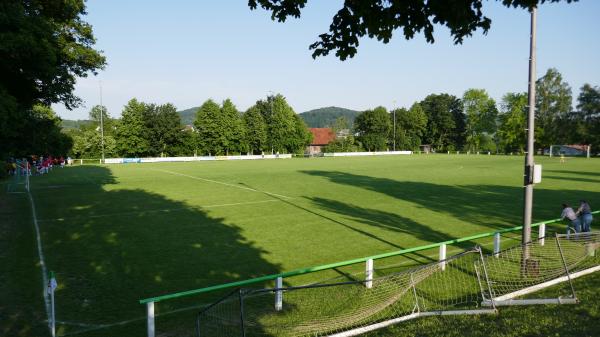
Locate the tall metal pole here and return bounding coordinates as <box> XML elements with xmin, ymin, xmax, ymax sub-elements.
<box><xmin>522</xmin><ymin>7</ymin><xmax>537</xmax><ymax>258</ymax></box>
<box><xmin>99</xmin><ymin>81</ymin><xmax>106</xmax><ymax>164</ymax></box>
<box><xmin>268</xmin><ymin>90</ymin><xmax>274</xmax><ymax>154</ymax></box>
<box><xmin>392</xmin><ymin>100</ymin><xmax>396</xmax><ymax>151</ymax></box>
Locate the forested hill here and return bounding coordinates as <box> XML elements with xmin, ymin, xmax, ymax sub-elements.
<box><xmin>299</xmin><ymin>107</ymin><xmax>360</xmax><ymax>128</ymax></box>
<box><xmin>177</xmin><ymin>107</ymin><xmax>198</xmax><ymax>125</ymax></box>
<box><xmin>61</xmin><ymin>119</ymin><xmax>93</xmax><ymax>130</ymax></box>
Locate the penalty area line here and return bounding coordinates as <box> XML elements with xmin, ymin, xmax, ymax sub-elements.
<box><xmin>151</xmin><ymin>168</ymin><xmax>293</xmax><ymax>200</ymax></box>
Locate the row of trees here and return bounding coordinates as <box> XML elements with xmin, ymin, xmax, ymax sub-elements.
<box><xmin>347</xmin><ymin>68</ymin><xmax>599</xmax><ymax>154</ymax></box>
<box><xmin>69</xmin><ymin>94</ymin><xmax>313</xmax><ymax>158</ymax></box>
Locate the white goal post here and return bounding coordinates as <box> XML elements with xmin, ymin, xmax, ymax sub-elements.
<box><xmin>548</xmin><ymin>145</ymin><xmax>591</xmax><ymax>158</ymax></box>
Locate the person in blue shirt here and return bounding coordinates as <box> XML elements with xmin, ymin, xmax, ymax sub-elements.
<box><xmin>577</xmin><ymin>200</ymin><xmax>593</xmax><ymax>232</ymax></box>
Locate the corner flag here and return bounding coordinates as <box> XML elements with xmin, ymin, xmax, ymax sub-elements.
<box><xmin>47</xmin><ymin>271</ymin><xmax>58</xmax><ymax>295</ymax></box>
<box><xmin>47</xmin><ymin>271</ymin><xmax>57</xmax><ymax>337</ymax></box>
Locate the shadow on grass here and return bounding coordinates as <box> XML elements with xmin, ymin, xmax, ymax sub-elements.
<box><xmin>301</xmin><ymin>170</ymin><xmax>600</xmax><ymax>237</ymax></box>
<box><xmin>31</xmin><ymin>165</ymin><xmax>281</xmax><ymax>337</ymax></box>
<box><xmin>545</xmin><ymin>175</ymin><xmax>600</xmax><ymax>184</ymax></box>
<box><xmin>546</xmin><ymin>169</ymin><xmax>600</xmax><ymax>178</ymax></box>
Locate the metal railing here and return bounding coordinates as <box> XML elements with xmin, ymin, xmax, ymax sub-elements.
<box><xmin>139</xmin><ymin>211</ymin><xmax>598</xmax><ymax>337</ymax></box>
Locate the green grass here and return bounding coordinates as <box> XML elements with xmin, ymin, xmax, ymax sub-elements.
<box><xmin>2</xmin><ymin>154</ymin><xmax>600</xmax><ymax>336</ymax></box>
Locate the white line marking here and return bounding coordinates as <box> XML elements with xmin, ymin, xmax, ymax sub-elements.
<box><xmin>27</xmin><ymin>189</ymin><xmax>51</xmax><ymax>330</ymax></box>
<box><xmin>152</xmin><ymin>168</ymin><xmax>293</xmax><ymax>199</ymax></box>
<box><xmin>37</xmin><ymin>199</ymin><xmax>282</xmax><ymax>222</ymax></box>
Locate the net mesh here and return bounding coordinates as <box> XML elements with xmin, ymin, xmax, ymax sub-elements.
<box><xmin>481</xmin><ymin>232</ymin><xmax>600</xmax><ymax>301</ymax></box>
<box><xmin>195</xmin><ymin>232</ymin><xmax>600</xmax><ymax>337</ymax></box>
<box><xmin>198</xmin><ymin>249</ymin><xmax>486</xmax><ymax>337</ymax></box>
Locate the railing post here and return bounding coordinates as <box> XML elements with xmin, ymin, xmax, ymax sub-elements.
<box><xmin>493</xmin><ymin>233</ymin><xmax>501</xmax><ymax>257</ymax></box>
<box><xmin>275</xmin><ymin>277</ymin><xmax>283</xmax><ymax>311</ymax></box>
<box><xmin>365</xmin><ymin>259</ymin><xmax>373</xmax><ymax>288</ymax></box>
<box><xmin>147</xmin><ymin>302</ymin><xmax>155</xmax><ymax>337</ymax></box>
<box><xmin>439</xmin><ymin>244</ymin><xmax>446</xmax><ymax>271</ymax></box>
<box><xmin>539</xmin><ymin>223</ymin><xmax>546</xmax><ymax>246</ymax></box>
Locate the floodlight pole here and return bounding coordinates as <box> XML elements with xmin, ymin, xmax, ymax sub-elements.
<box><xmin>99</xmin><ymin>81</ymin><xmax>106</xmax><ymax>164</ymax></box>
<box><xmin>393</xmin><ymin>100</ymin><xmax>396</xmax><ymax>151</ymax></box>
<box><xmin>268</xmin><ymin>90</ymin><xmax>274</xmax><ymax>154</ymax></box>
<box><xmin>522</xmin><ymin>7</ymin><xmax>537</xmax><ymax>260</ymax></box>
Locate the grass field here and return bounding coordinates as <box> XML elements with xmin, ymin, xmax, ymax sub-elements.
<box><xmin>2</xmin><ymin>154</ymin><xmax>599</xmax><ymax>337</ymax></box>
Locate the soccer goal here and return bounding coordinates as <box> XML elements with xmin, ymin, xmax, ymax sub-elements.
<box><xmin>194</xmin><ymin>233</ymin><xmax>600</xmax><ymax>337</ymax></box>
<box><xmin>548</xmin><ymin>145</ymin><xmax>591</xmax><ymax>158</ymax></box>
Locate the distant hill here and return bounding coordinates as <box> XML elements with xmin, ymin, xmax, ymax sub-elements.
<box><xmin>299</xmin><ymin>107</ymin><xmax>360</xmax><ymax>128</ymax></box>
<box><xmin>177</xmin><ymin>107</ymin><xmax>198</xmax><ymax>125</ymax></box>
<box><xmin>61</xmin><ymin>119</ymin><xmax>92</xmax><ymax>130</ymax></box>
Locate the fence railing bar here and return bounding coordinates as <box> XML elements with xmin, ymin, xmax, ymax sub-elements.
<box><xmin>139</xmin><ymin>212</ymin><xmax>598</xmax><ymax>304</ymax></box>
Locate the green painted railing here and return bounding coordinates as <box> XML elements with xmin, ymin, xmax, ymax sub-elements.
<box><xmin>139</xmin><ymin>211</ymin><xmax>599</xmax><ymax>304</ymax></box>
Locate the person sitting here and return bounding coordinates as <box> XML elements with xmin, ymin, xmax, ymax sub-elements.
<box><xmin>561</xmin><ymin>203</ymin><xmax>581</xmax><ymax>234</ymax></box>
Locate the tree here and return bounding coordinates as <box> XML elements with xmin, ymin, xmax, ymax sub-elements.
<box><xmin>288</xmin><ymin>114</ymin><xmax>313</xmax><ymax>154</ymax></box>
<box><xmin>1</xmin><ymin>1</ymin><xmax>105</xmax><ymax>160</ymax></box>
<box><xmin>248</xmin><ymin>0</ymin><xmax>571</xmax><ymax>60</ymax></box>
<box><xmin>146</xmin><ymin>103</ymin><xmax>183</xmax><ymax>157</ymax></box>
<box><xmin>462</xmin><ymin>89</ymin><xmax>498</xmax><ymax>152</ymax></box>
<box><xmin>390</xmin><ymin>103</ymin><xmax>428</xmax><ymax>151</ymax></box>
<box><xmin>194</xmin><ymin>99</ymin><xmax>224</xmax><ymax>155</ymax></box>
<box><xmin>116</xmin><ymin>99</ymin><xmax>150</xmax><ymax>157</ymax></box>
<box><xmin>420</xmin><ymin>94</ymin><xmax>465</xmax><ymax>151</ymax></box>
<box><xmin>498</xmin><ymin>92</ymin><xmax>528</xmax><ymax>153</ymax></box>
<box><xmin>354</xmin><ymin>106</ymin><xmax>392</xmax><ymax>151</ymax></box>
<box><xmin>535</xmin><ymin>68</ymin><xmax>572</xmax><ymax>150</ymax></box>
<box><xmin>220</xmin><ymin>99</ymin><xmax>244</xmax><ymax>155</ymax></box>
<box><xmin>243</xmin><ymin>105</ymin><xmax>268</xmax><ymax>154</ymax></box>
<box><xmin>260</xmin><ymin>94</ymin><xmax>298</xmax><ymax>154</ymax></box>
<box><xmin>575</xmin><ymin>84</ymin><xmax>600</xmax><ymax>152</ymax></box>
<box><xmin>22</xmin><ymin>104</ymin><xmax>73</xmax><ymax>157</ymax></box>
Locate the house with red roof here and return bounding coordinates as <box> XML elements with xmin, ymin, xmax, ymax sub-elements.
<box><xmin>307</xmin><ymin>128</ymin><xmax>336</xmax><ymax>154</ymax></box>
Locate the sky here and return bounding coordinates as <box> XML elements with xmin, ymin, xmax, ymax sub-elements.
<box><xmin>53</xmin><ymin>0</ymin><xmax>600</xmax><ymax>120</ymax></box>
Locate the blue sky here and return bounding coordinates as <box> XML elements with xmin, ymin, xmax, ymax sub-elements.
<box><xmin>54</xmin><ymin>0</ymin><xmax>600</xmax><ymax>120</ymax></box>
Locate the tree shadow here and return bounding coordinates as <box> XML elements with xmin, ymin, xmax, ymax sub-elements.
<box><xmin>545</xmin><ymin>175</ymin><xmax>600</xmax><ymax>184</ymax></box>
<box><xmin>308</xmin><ymin>197</ymin><xmax>478</xmax><ymax>255</ymax></box>
<box><xmin>301</xmin><ymin>170</ymin><xmax>600</xmax><ymax>232</ymax></box>
<box><xmin>546</xmin><ymin>170</ymin><xmax>600</xmax><ymax>178</ymax></box>
<box><xmin>31</xmin><ymin>165</ymin><xmax>281</xmax><ymax>336</ymax></box>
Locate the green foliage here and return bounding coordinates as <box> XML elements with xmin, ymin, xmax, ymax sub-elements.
<box><xmin>535</xmin><ymin>68</ymin><xmax>573</xmax><ymax>149</ymax></box>
<box><xmin>116</xmin><ymin>99</ymin><xmax>151</xmax><ymax>157</ymax></box>
<box><xmin>144</xmin><ymin>103</ymin><xmax>184</xmax><ymax>157</ymax></box>
<box><xmin>1</xmin><ymin>0</ymin><xmax>105</xmax><ymax>109</ymax></box>
<box><xmin>220</xmin><ymin>99</ymin><xmax>245</xmax><ymax>155</ymax></box>
<box><xmin>249</xmin><ymin>0</ymin><xmax>573</xmax><ymax>60</ymax></box>
<box><xmin>0</xmin><ymin>0</ymin><xmax>104</xmax><ymax>160</ymax></box>
<box><xmin>243</xmin><ymin>105</ymin><xmax>268</xmax><ymax>154</ymax></box>
<box><xmin>290</xmin><ymin>114</ymin><xmax>314</xmax><ymax>154</ymax></box>
<box><xmin>299</xmin><ymin>107</ymin><xmax>360</xmax><ymax>128</ymax></box>
<box><xmin>390</xmin><ymin>103</ymin><xmax>428</xmax><ymax>151</ymax></box>
<box><xmin>462</xmin><ymin>89</ymin><xmax>498</xmax><ymax>152</ymax></box>
<box><xmin>194</xmin><ymin>99</ymin><xmax>224</xmax><ymax>155</ymax></box>
<box><xmin>498</xmin><ymin>92</ymin><xmax>528</xmax><ymax>153</ymax></box>
<box><xmin>570</xmin><ymin>84</ymin><xmax>600</xmax><ymax>153</ymax></box>
<box><xmin>69</xmin><ymin>105</ymin><xmax>117</xmax><ymax>158</ymax></box>
<box><xmin>355</xmin><ymin>106</ymin><xmax>392</xmax><ymax>151</ymax></box>
<box><xmin>420</xmin><ymin>94</ymin><xmax>465</xmax><ymax>151</ymax></box>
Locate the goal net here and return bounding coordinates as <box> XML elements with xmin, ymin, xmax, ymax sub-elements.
<box><xmin>549</xmin><ymin>145</ymin><xmax>591</xmax><ymax>158</ymax></box>
<box><xmin>195</xmin><ymin>233</ymin><xmax>600</xmax><ymax>337</ymax></box>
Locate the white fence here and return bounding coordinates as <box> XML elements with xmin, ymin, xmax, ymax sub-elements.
<box><xmin>103</xmin><ymin>154</ymin><xmax>292</xmax><ymax>164</ymax></box>
<box><xmin>324</xmin><ymin>151</ymin><xmax>412</xmax><ymax>157</ymax></box>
